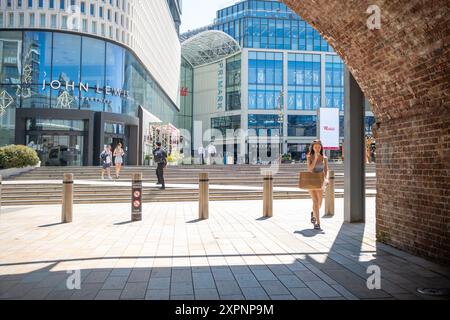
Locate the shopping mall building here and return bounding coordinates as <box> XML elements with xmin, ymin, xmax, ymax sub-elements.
<box><xmin>0</xmin><ymin>0</ymin><xmax>191</xmax><ymax>166</ymax></box>
<box><xmin>180</xmin><ymin>0</ymin><xmax>375</xmax><ymax>164</ymax></box>
<box><xmin>1</xmin><ymin>0</ymin><xmax>375</xmax><ymax>166</ymax></box>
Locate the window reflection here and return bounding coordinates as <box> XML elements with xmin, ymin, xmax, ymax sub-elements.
<box><xmin>81</xmin><ymin>37</ymin><xmax>105</xmax><ymax>87</ymax></box>
<box><xmin>248</xmin><ymin>114</ymin><xmax>282</xmax><ymax>136</ymax></box>
<box><xmin>0</xmin><ymin>30</ymin><xmax>181</xmax><ymax>140</ymax></box>
<box><xmin>22</xmin><ymin>31</ymin><xmax>52</xmax><ymax>84</ymax></box>
<box><xmin>0</xmin><ymin>31</ymin><xmax>23</xmax><ymax>84</ymax></box>
<box><xmin>288</xmin><ymin>115</ymin><xmax>317</xmax><ymax>137</ymax></box>
<box><xmin>288</xmin><ymin>53</ymin><xmax>321</xmax><ymax>111</ymax></box>
<box><xmin>52</xmin><ymin>33</ymin><xmax>81</xmax><ymax>84</ymax></box>
<box><xmin>325</xmin><ymin>55</ymin><xmax>344</xmax><ymax>111</ymax></box>
<box><xmin>248</xmin><ymin>51</ymin><xmax>283</xmax><ymax>110</ymax></box>
<box><xmin>106</xmin><ymin>42</ymin><xmax>124</xmax><ymax>89</ymax></box>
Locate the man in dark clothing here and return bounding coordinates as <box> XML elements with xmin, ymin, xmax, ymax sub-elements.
<box><xmin>153</xmin><ymin>142</ymin><xmax>167</xmax><ymax>190</ymax></box>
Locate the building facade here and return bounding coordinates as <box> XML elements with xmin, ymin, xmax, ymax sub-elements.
<box><xmin>181</xmin><ymin>0</ymin><xmax>375</xmax><ymax>163</ymax></box>
<box><xmin>0</xmin><ymin>0</ymin><xmax>187</xmax><ymax>166</ymax></box>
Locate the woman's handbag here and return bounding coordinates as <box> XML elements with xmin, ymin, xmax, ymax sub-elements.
<box><xmin>299</xmin><ymin>172</ymin><xmax>325</xmax><ymax>190</ymax></box>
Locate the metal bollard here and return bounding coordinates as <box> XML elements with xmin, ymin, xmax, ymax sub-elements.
<box><xmin>62</xmin><ymin>173</ymin><xmax>74</xmax><ymax>223</ymax></box>
<box><xmin>199</xmin><ymin>172</ymin><xmax>209</xmax><ymax>220</ymax></box>
<box><xmin>132</xmin><ymin>173</ymin><xmax>143</xmax><ymax>221</ymax></box>
<box><xmin>325</xmin><ymin>171</ymin><xmax>335</xmax><ymax>216</ymax></box>
<box><xmin>263</xmin><ymin>171</ymin><xmax>273</xmax><ymax>218</ymax></box>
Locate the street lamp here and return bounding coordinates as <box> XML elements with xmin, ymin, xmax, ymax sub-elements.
<box><xmin>277</xmin><ymin>89</ymin><xmax>284</xmax><ymax>162</ymax></box>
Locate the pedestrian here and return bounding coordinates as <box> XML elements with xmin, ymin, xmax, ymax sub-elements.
<box><xmin>198</xmin><ymin>145</ymin><xmax>205</xmax><ymax>165</ymax></box>
<box><xmin>306</xmin><ymin>139</ymin><xmax>329</xmax><ymax>231</ymax></box>
<box><xmin>207</xmin><ymin>142</ymin><xmax>217</xmax><ymax>165</ymax></box>
<box><xmin>113</xmin><ymin>142</ymin><xmax>125</xmax><ymax>179</ymax></box>
<box><xmin>100</xmin><ymin>145</ymin><xmax>113</xmax><ymax>180</ymax></box>
<box><xmin>153</xmin><ymin>142</ymin><xmax>167</xmax><ymax>190</ymax></box>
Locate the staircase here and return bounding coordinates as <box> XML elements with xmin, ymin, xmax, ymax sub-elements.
<box><xmin>1</xmin><ymin>164</ymin><xmax>377</xmax><ymax>206</ymax></box>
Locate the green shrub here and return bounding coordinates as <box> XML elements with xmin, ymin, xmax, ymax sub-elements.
<box><xmin>0</xmin><ymin>145</ymin><xmax>40</xmax><ymax>169</ymax></box>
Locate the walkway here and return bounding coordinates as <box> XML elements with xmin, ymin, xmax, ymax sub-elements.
<box><xmin>0</xmin><ymin>198</ymin><xmax>448</xmax><ymax>300</ymax></box>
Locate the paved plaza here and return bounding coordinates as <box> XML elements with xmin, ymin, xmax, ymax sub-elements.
<box><xmin>0</xmin><ymin>198</ymin><xmax>449</xmax><ymax>300</ymax></box>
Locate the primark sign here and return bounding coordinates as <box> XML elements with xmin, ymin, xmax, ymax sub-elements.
<box><xmin>42</xmin><ymin>80</ymin><xmax>131</xmax><ymax>104</ymax></box>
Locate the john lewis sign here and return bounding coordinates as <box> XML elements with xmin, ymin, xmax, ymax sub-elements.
<box><xmin>42</xmin><ymin>80</ymin><xmax>130</xmax><ymax>99</ymax></box>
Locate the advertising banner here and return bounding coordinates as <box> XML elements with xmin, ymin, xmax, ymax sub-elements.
<box><xmin>319</xmin><ymin>108</ymin><xmax>340</xmax><ymax>150</ymax></box>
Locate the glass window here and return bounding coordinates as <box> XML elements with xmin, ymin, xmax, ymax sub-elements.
<box><xmin>39</xmin><ymin>13</ymin><xmax>45</xmax><ymax>27</ymax></box>
<box><xmin>0</xmin><ymin>31</ymin><xmax>23</xmax><ymax>85</ymax></box>
<box><xmin>248</xmin><ymin>114</ymin><xmax>282</xmax><ymax>137</ymax></box>
<box><xmin>325</xmin><ymin>55</ymin><xmax>344</xmax><ymax>111</ymax></box>
<box><xmin>248</xmin><ymin>51</ymin><xmax>283</xmax><ymax>110</ymax></box>
<box><xmin>288</xmin><ymin>115</ymin><xmax>317</xmax><ymax>137</ymax></box>
<box><xmin>21</xmin><ymin>84</ymin><xmax>51</xmax><ymax>109</ymax></box>
<box><xmin>226</xmin><ymin>54</ymin><xmax>241</xmax><ymax>111</ymax></box>
<box><xmin>81</xmin><ymin>36</ymin><xmax>105</xmax><ymax>87</ymax></box>
<box><xmin>26</xmin><ymin>119</ymin><xmax>86</xmax><ymax>131</ymax></box>
<box><xmin>52</xmin><ymin>33</ymin><xmax>82</xmax><ymax>84</ymax></box>
<box><xmin>211</xmin><ymin>115</ymin><xmax>241</xmax><ymax>136</ymax></box>
<box><xmin>288</xmin><ymin>53</ymin><xmax>321</xmax><ymax>110</ymax></box>
<box><xmin>104</xmin><ymin>121</ymin><xmax>125</xmax><ymax>134</ymax></box>
<box><xmin>0</xmin><ymin>84</ymin><xmax>18</xmax><ymax>146</ymax></box>
<box><xmin>22</xmin><ymin>31</ymin><xmax>53</xmax><ymax>85</ymax></box>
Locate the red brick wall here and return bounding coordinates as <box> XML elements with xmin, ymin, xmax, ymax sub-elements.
<box><xmin>283</xmin><ymin>0</ymin><xmax>450</xmax><ymax>264</ymax></box>
<box><xmin>374</xmin><ymin>112</ymin><xmax>450</xmax><ymax>264</ymax></box>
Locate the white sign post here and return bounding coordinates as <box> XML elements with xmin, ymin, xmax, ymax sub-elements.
<box><xmin>319</xmin><ymin>108</ymin><xmax>340</xmax><ymax>151</ymax></box>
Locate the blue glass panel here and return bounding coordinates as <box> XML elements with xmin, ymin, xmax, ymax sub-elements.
<box><xmin>105</xmin><ymin>42</ymin><xmax>124</xmax><ymax>89</ymax></box>
<box><xmin>288</xmin><ymin>115</ymin><xmax>317</xmax><ymax>137</ymax></box>
<box><xmin>81</xmin><ymin>36</ymin><xmax>105</xmax><ymax>87</ymax></box>
<box><xmin>52</xmin><ymin>33</ymin><xmax>81</xmax><ymax>84</ymax></box>
<box><xmin>0</xmin><ymin>31</ymin><xmax>23</xmax><ymax>85</ymax></box>
<box><xmin>22</xmin><ymin>31</ymin><xmax>52</xmax><ymax>84</ymax></box>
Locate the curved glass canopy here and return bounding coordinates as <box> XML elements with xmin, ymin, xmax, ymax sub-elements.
<box><xmin>181</xmin><ymin>30</ymin><xmax>241</xmax><ymax>67</ymax></box>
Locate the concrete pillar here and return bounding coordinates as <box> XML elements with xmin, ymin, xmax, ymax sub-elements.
<box><xmin>62</xmin><ymin>173</ymin><xmax>74</xmax><ymax>223</ymax></box>
<box><xmin>344</xmin><ymin>70</ymin><xmax>366</xmax><ymax>223</ymax></box>
<box><xmin>199</xmin><ymin>173</ymin><xmax>209</xmax><ymax>220</ymax></box>
<box><xmin>263</xmin><ymin>171</ymin><xmax>273</xmax><ymax>218</ymax></box>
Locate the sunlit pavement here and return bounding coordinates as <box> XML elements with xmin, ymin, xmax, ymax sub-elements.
<box><xmin>0</xmin><ymin>198</ymin><xmax>449</xmax><ymax>300</ymax></box>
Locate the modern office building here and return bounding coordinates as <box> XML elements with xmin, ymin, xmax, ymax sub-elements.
<box><xmin>0</xmin><ymin>0</ymin><xmax>190</xmax><ymax>166</ymax></box>
<box><xmin>181</xmin><ymin>0</ymin><xmax>375</xmax><ymax>164</ymax></box>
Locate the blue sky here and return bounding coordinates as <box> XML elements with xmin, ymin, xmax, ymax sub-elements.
<box><xmin>180</xmin><ymin>0</ymin><xmax>237</xmax><ymax>34</ymax></box>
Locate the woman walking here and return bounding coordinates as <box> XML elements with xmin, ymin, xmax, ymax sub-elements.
<box><xmin>113</xmin><ymin>142</ymin><xmax>125</xmax><ymax>179</ymax></box>
<box><xmin>307</xmin><ymin>140</ymin><xmax>329</xmax><ymax>231</ymax></box>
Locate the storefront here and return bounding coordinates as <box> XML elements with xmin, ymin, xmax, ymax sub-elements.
<box><xmin>0</xmin><ymin>30</ymin><xmax>184</xmax><ymax>166</ymax></box>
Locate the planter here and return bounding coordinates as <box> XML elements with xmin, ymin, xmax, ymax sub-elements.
<box><xmin>0</xmin><ymin>166</ymin><xmax>37</xmax><ymax>179</ymax></box>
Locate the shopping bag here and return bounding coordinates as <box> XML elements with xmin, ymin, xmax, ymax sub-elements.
<box><xmin>299</xmin><ymin>171</ymin><xmax>325</xmax><ymax>190</ymax></box>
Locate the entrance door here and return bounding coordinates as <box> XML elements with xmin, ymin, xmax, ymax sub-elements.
<box><xmin>26</xmin><ymin>134</ymin><xmax>85</xmax><ymax>166</ymax></box>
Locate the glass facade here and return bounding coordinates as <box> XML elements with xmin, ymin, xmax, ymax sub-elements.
<box><xmin>248</xmin><ymin>114</ymin><xmax>282</xmax><ymax>136</ymax></box>
<box><xmin>288</xmin><ymin>115</ymin><xmax>317</xmax><ymax>137</ymax></box>
<box><xmin>288</xmin><ymin>53</ymin><xmax>321</xmax><ymax>111</ymax></box>
<box><xmin>0</xmin><ymin>30</ymin><xmax>181</xmax><ymax>148</ymax></box>
<box><xmin>178</xmin><ymin>57</ymin><xmax>193</xmax><ymax>134</ymax></box>
<box><xmin>325</xmin><ymin>55</ymin><xmax>345</xmax><ymax>110</ymax></box>
<box><xmin>248</xmin><ymin>51</ymin><xmax>283</xmax><ymax>110</ymax></box>
<box><xmin>211</xmin><ymin>115</ymin><xmax>241</xmax><ymax>136</ymax></box>
<box><xmin>213</xmin><ymin>0</ymin><xmax>332</xmax><ymax>52</ymax></box>
<box><xmin>226</xmin><ymin>54</ymin><xmax>241</xmax><ymax>111</ymax></box>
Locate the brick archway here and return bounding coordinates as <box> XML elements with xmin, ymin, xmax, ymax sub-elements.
<box><xmin>283</xmin><ymin>0</ymin><xmax>449</xmax><ymax>264</ymax></box>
